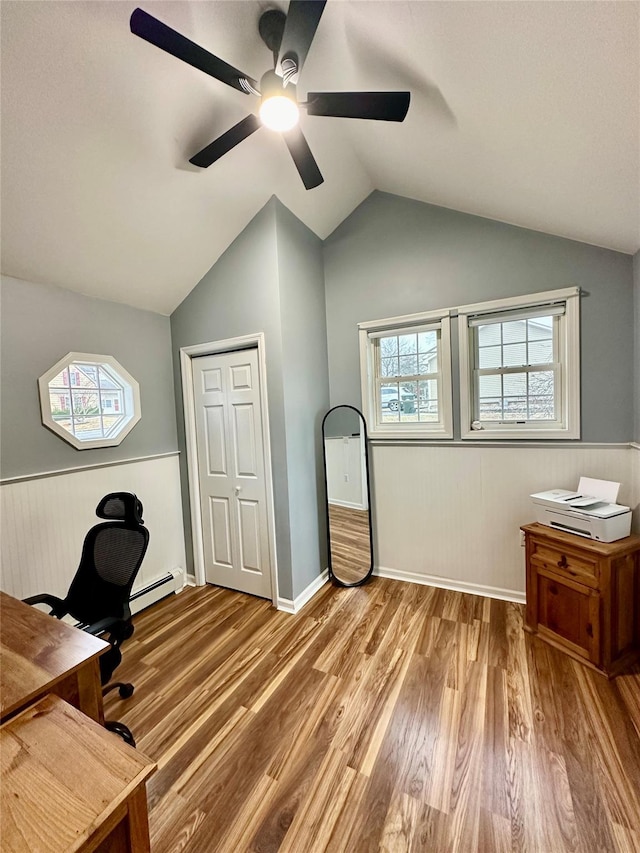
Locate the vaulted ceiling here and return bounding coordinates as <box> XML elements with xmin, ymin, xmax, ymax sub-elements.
<box><xmin>1</xmin><ymin>1</ymin><xmax>638</xmax><ymax>315</ymax></box>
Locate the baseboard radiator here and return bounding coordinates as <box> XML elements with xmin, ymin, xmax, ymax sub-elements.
<box><xmin>129</xmin><ymin>567</ymin><xmax>185</xmax><ymax>615</ymax></box>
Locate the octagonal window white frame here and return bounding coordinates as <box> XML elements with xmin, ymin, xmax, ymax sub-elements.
<box><xmin>38</xmin><ymin>352</ymin><xmax>141</xmax><ymax>450</ymax></box>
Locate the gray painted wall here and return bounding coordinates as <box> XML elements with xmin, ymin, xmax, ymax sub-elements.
<box><xmin>169</xmin><ymin>200</ymin><xmax>294</xmax><ymax>595</ymax></box>
<box><xmin>0</xmin><ymin>275</ymin><xmax>177</xmax><ymax>479</ymax></box>
<box><xmin>323</xmin><ymin>192</ymin><xmax>635</xmax><ymax>443</ymax></box>
<box><xmin>275</xmin><ymin>201</ymin><xmax>330</xmax><ymax>599</ymax></box>
<box><xmin>170</xmin><ymin>198</ymin><xmax>331</xmax><ymax>601</ymax></box>
<box><xmin>634</xmin><ymin>251</ymin><xmax>640</xmax><ymax>444</ymax></box>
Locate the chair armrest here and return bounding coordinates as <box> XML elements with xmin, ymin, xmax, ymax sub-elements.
<box><xmin>82</xmin><ymin>616</ymin><xmax>133</xmax><ymax>642</ymax></box>
<box><xmin>22</xmin><ymin>593</ymin><xmax>67</xmax><ymax>618</ymax></box>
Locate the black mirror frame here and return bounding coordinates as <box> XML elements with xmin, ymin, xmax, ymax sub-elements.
<box><xmin>321</xmin><ymin>404</ymin><xmax>374</xmax><ymax>588</ymax></box>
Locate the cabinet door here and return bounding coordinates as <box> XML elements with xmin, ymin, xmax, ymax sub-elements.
<box><xmin>536</xmin><ymin>570</ymin><xmax>600</xmax><ymax>663</ymax></box>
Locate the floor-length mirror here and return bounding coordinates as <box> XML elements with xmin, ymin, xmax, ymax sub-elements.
<box><xmin>322</xmin><ymin>405</ymin><xmax>373</xmax><ymax>586</ymax></box>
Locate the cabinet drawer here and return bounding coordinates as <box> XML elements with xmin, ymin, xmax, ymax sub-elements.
<box><xmin>530</xmin><ymin>538</ymin><xmax>599</xmax><ymax>586</ymax></box>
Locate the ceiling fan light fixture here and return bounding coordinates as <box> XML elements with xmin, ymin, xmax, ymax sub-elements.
<box><xmin>260</xmin><ymin>96</ymin><xmax>299</xmax><ymax>131</ymax></box>
<box><xmin>259</xmin><ymin>70</ymin><xmax>299</xmax><ymax>132</ymax></box>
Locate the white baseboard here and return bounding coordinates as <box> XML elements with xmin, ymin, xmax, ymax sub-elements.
<box><xmin>329</xmin><ymin>499</ymin><xmax>367</xmax><ymax>511</ymax></box>
<box><xmin>130</xmin><ymin>567</ymin><xmax>185</xmax><ymax>615</ymax></box>
<box><xmin>374</xmin><ymin>565</ymin><xmax>526</xmax><ymax>604</ymax></box>
<box><xmin>277</xmin><ymin>569</ymin><xmax>329</xmax><ymax>614</ymax></box>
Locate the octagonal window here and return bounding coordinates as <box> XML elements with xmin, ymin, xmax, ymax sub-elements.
<box><xmin>38</xmin><ymin>353</ymin><xmax>141</xmax><ymax>449</ymax></box>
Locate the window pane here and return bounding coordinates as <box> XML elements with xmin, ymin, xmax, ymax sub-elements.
<box><xmin>379</xmin><ymin>336</ymin><xmax>398</xmax><ymax>358</ymax></box>
<box><xmin>528</xmin><ymin>370</ymin><xmax>554</xmax><ymax>397</ymax></box>
<box><xmin>398</xmin><ymin>333</ymin><xmax>418</xmax><ymax>355</ymax></box>
<box><xmin>418</xmin><ymin>379</ymin><xmax>438</xmax><ymax>422</ymax></box>
<box><xmin>503</xmin><ymin>398</ymin><xmax>527</xmax><ymax>420</ymax></box>
<box><xmin>418</xmin><ymin>331</ymin><xmax>437</xmax><ymax>353</ymax></box>
<box><xmin>77</xmin><ymin>364</ymin><xmax>99</xmax><ymax>388</ymax></box>
<box><xmin>72</xmin><ymin>391</ymin><xmax>99</xmax><ymax>413</ymax></box>
<box><xmin>478</xmin><ymin>345</ymin><xmax>502</xmax><ymax>368</ymax></box>
<box><xmin>502</xmin><ymin>343</ymin><xmax>527</xmax><ymax>367</ymax></box>
<box><xmin>98</xmin><ymin>366</ymin><xmax>120</xmax><ymax>390</ymax></box>
<box><xmin>528</xmin><ymin>396</ymin><xmax>555</xmax><ymax>419</ymax></box>
<box><xmin>380</xmin><ymin>357</ymin><xmax>399</xmax><ymax>377</ymax></box>
<box><xmin>399</xmin><ymin>355</ymin><xmax>418</xmax><ymax>376</ymax></box>
<box><xmin>418</xmin><ymin>352</ymin><xmax>438</xmax><ymax>373</ymax></box>
<box><xmin>398</xmin><ymin>382</ymin><xmax>418</xmax><ymax>422</ymax></box>
<box><xmin>528</xmin><ymin>340</ymin><xmax>553</xmax><ymax>364</ymax></box>
<box><xmin>49</xmin><ymin>391</ymin><xmax>69</xmax><ymax>416</ymax></box>
<box><xmin>502</xmin><ymin>320</ymin><xmax>526</xmax><ymax>344</ymax></box>
<box><xmin>479</xmin><ymin>398</ymin><xmax>503</xmax><ymax>420</ymax></box>
<box><xmin>527</xmin><ymin>316</ymin><xmax>553</xmax><ymax>340</ymax></box>
<box><xmin>380</xmin><ymin>383</ymin><xmax>401</xmax><ymax>422</ymax></box>
<box><xmin>478</xmin><ymin>375</ymin><xmax>501</xmax><ymax>398</ymax></box>
<box><xmin>48</xmin><ymin>368</ymin><xmax>69</xmax><ymax>389</ymax></box>
<box><xmin>503</xmin><ymin>373</ymin><xmax>527</xmax><ymax>397</ymax></box>
<box><xmin>477</xmin><ymin>324</ymin><xmax>501</xmax><ymax>346</ymax></box>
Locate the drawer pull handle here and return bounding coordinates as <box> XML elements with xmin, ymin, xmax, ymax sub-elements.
<box><xmin>557</xmin><ymin>555</ymin><xmax>568</xmax><ymax>569</ymax></box>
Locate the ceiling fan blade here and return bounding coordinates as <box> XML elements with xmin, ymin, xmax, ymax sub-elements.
<box><xmin>282</xmin><ymin>127</ymin><xmax>324</xmax><ymax>190</ymax></box>
<box><xmin>306</xmin><ymin>92</ymin><xmax>411</xmax><ymax>122</ymax></box>
<box><xmin>189</xmin><ymin>115</ymin><xmax>261</xmax><ymax>168</ymax></box>
<box><xmin>130</xmin><ymin>8</ymin><xmax>258</xmax><ymax>94</ymax></box>
<box><xmin>276</xmin><ymin>0</ymin><xmax>326</xmax><ymax>83</ymax></box>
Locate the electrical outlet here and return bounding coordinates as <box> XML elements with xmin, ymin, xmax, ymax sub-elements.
<box><xmin>520</xmin><ymin>530</ymin><xmax>526</xmax><ymax>547</ymax></box>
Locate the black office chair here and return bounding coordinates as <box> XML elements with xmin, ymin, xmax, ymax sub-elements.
<box><xmin>24</xmin><ymin>492</ymin><xmax>149</xmax><ymax>747</ymax></box>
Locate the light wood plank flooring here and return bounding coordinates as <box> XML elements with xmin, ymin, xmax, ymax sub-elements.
<box><xmin>328</xmin><ymin>503</ymin><xmax>372</xmax><ymax>584</ymax></box>
<box><xmin>105</xmin><ymin>579</ymin><xmax>640</xmax><ymax>852</ymax></box>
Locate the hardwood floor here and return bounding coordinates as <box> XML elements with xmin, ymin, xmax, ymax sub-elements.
<box><xmin>328</xmin><ymin>503</ymin><xmax>372</xmax><ymax>584</ymax></box>
<box><xmin>104</xmin><ymin>579</ymin><xmax>640</xmax><ymax>852</ymax></box>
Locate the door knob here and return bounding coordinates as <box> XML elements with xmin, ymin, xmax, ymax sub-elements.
<box><xmin>234</xmin><ymin>485</ymin><xmax>242</xmax><ymax>495</ymax></box>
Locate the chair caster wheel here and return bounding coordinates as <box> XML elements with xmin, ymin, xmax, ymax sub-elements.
<box><xmin>119</xmin><ymin>683</ymin><xmax>134</xmax><ymax>699</ymax></box>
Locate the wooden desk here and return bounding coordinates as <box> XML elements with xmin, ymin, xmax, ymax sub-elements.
<box><xmin>0</xmin><ymin>591</ymin><xmax>108</xmax><ymax>723</ymax></box>
<box><xmin>1</xmin><ymin>694</ymin><xmax>156</xmax><ymax>852</ymax></box>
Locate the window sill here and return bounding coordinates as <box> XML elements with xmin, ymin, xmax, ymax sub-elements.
<box><xmin>460</xmin><ymin>426</ymin><xmax>580</xmax><ymax>441</ymax></box>
<box><xmin>369</xmin><ymin>427</ymin><xmax>454</xmax><ymax>441</ymax></box>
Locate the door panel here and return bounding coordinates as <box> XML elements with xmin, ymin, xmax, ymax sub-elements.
<box><xmin>233</xmin><ymin>404</ymin><xmax>258</xmax><ymax>477</ymax></box>
<box><xmin>238</xmin><ymin>499</ymin><xmax>261</xmax><ymax>573</ymax></box>
<box><xmin>209</xmin><ymin>496</ymin><xmax>232</xmax><ymax>567</ymax></box>
<box><xmin>204</xmin><ymin>406</ymin><xmax>227</xmax><ymax>476</ymax></box>
<box><xmin>193</xmin><ymin>349</ymin><xmax>271</xmax><ymax>599</ymax></box>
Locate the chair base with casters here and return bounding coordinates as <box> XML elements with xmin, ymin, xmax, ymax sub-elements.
<box><xmin>23</xmin><ymin>492</ymin><xmax>150</xmax><ymax>748</ymax></box>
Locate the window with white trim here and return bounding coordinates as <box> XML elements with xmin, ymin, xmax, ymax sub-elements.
<box><xmin>38</xmin><ymin>352</ymin><xmax>141</xmax><ymax>449</ymax></box>
<box><xmin>359</xmin><ymin>310</ymin><xmax>453</xmax><ymax>438</ymax></box>
<box><xmin>458</xmin><ymin>288</ymin><xmax>580</xmax><ymax>439</ymax></box>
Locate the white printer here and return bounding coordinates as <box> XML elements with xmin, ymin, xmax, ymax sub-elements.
<box><xmin>530</xmin><ymin>477</ymin><xmax>632</xmax><ymax>543</ymax></box>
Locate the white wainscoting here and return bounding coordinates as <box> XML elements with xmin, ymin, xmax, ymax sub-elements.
<box><xmin>371</xmin><ymin>443</ymin><xmax>637</xmax><ymax>599</ymax></box>
<box><xmin>324</xmin><ymin>436</ymin><xmax>367</xmax><ymax>510</ymax></box>
<box><xmin>0</xmin><ymin>454</ymin><xmax>187</xmax><ymax>603</ymax></box>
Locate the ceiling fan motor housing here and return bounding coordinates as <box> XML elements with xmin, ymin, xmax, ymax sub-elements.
<box><xmin>258</xmin><ymin>9</ymin><xmax>286</xmax><ymax>54</ymax></box>
<box><xmin>260</xmin><ymin>70</ymin><xmax>297</xmax><ymax>104</ymax></box>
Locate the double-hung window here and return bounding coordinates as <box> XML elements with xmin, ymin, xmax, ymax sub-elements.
<box><xmin>359</xmin><ymin>309</ymin><xmax>453</xmax><ymax>438</ymax></box>
<box><xmin>458</xmin><ymin>287</ymin><xmax>580</xmax><ymax>439</ymax></box>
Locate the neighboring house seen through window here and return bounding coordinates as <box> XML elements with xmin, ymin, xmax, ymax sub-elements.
<box><xmin>459</xmin><ymin>287</ymin><xmax>580</xmax><ymax>439</ymax></box>
<box><xmin>359</xmin><ymin>288</ymin><xmax>580</xmax><ymax>441</ymax></box>
<box><xmin>359</xmin><ymin>309</ymin><xmax>454</xmax><ymax>439</ymax></box>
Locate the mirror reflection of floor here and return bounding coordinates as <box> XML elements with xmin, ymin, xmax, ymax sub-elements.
<box><xmin>328</xmin><ymin>503</ymin><xmax>371</xmax><ymax>584</ymax></box>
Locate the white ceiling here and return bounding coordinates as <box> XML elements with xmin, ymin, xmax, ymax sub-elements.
<box><xmin>2</xmin><ymin>1</ymin><xmax>638</xmax><ymax>315</ymax></box>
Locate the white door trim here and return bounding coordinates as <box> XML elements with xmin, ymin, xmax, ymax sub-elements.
<box><xmin>180</xmin><ymin>333</ymin><xmax>279</xmax><ymax>607</ymax></box>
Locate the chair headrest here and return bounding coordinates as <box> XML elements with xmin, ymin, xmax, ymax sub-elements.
<box><xmin>96</xmin><ymin>492</ymin><xmax>144</xmax><ymax>525</ymax></box>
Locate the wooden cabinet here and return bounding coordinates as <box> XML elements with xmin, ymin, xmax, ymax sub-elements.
<box><xmin>522</xmin><ymin>523</ymin><xmax>640</xmax><ymax>677</ymax></box>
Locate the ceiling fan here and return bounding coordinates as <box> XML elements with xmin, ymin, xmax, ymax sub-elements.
<box><xmin>130</xmin><ymin>2</ymin><xmax>410</xmax><ymax>189</ymax></box>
